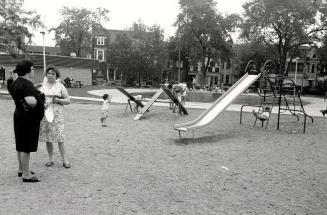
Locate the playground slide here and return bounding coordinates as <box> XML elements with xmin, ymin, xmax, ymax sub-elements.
<box><xmin>133</xmin><ymin>88</ymin><xmax>164</xmax><ymax>120</ymax></box>
<box><xmin>115</xmin><ymin>85</ymin><xmax>144</xmax><ymax>108</ymax></box>
<box><xmin>174</xmin><ymin>72</ymin><xmax>261</xmax><ymax>131</ymax></box>
<box><xmin>162</xmin><ymin>87</ymin><xmax>188</xmax><ymax>115</ymax></box>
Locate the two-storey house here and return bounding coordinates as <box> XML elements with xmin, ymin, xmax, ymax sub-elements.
<box><xmin>188</xmin><ymin>57</ymin><xmax>236</xmax><ymax>89</ymax></box>
<box><xmin>287</xmin><ymin>45</ymin><xmax>321</xmax><ymax>91</ymax></box>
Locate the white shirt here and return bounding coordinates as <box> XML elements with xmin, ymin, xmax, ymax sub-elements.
<box><xmin>102</xmin><ymin>100</ymin><xmax>110</xmax><ymax>111</ymax></box>
<box><xmin>181</xmin><ymin>83</ymin><xmax>187</xmax><ymax>96</ymax></box>
<box><xmin>262</xmin><ymin>111</ymin><xmax>270</xmax><ymax>118</ymax></box>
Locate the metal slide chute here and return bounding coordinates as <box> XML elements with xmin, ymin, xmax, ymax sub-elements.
<box><xmin>174</xmin><ymin>72</ymin><xmax>261</xmax><ymax>133</ymax></box>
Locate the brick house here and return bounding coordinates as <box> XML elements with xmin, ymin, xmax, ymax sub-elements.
<box><xmin>187</xmin><ymin>58</ymin><xmax>236</xmax><ymax>89</ymax></box>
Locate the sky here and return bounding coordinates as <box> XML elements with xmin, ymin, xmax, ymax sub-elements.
<box><xmin>24</xmin><ymin>0</ymin><xmax>246</xmax><ymax>46</ymax></box>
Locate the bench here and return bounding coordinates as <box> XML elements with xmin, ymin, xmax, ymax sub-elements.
<box><xmin>74</xmin><ymin>81</ymin><xmax>82</xmax><ymax>88</ymax></box>
<box><xmin>64</xmin><ymin>79</ymin><xmax>72</xmax><ymax>88</ymax></box>
<box><xmin>64</xmin><ymin>79</ymin><xmax>82</xmax><ymax>88</ymax></box>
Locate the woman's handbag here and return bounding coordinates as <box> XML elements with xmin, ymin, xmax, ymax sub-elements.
<box><xmin>20</xmin><ymin>92</ymin><xmax>45</xmax><ymax>121</ymax></box>
<box><xmin>44</xmin><ymin>106</ymin><xmax>54</xmax><ymax>122</ymax></box>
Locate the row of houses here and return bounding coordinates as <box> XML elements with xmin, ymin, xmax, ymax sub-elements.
<box><xmin>0</xmin><ymin>28</ymin><xmax>323</xmax><ymax>90</ymax></box>
<box><xmin>0</xmin><ymin>28</ymin><xmax>236</xmax><ymax>88</ymax></box>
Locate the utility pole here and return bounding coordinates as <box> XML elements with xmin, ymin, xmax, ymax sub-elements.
<box><xmin>178</xmin><ymin>49</ymin><xmax>181</xmax><ymax>82</ymax></box>
<box><xmin>40</xmin><ymin>31</ymin><xmax>46</xmax><ymax>74</ymax></box>
<box><xmin>294</xmin><ymin>57</ymin><xmax>300</xmax><ymax>96</ymax></box>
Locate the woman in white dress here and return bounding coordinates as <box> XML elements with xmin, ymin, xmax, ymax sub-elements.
<box><xmin>39</xmin><ymin>65</ymin><xmax>71</xmax><ymax>168</ymax></box>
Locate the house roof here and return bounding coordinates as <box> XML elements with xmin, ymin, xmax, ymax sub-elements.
<box><xmin>94</xmin><ymin>28</ymin><xmax>154</xmax><ymax>44</ymax></box>
<box><xmin>25</xmin><ymin>46</ymin><xmax>62</xmax><ymax>55</ymax></box>
<box><xmin>0</xmin><ymin>54</ymin><xmax>99</xmax><ymax>69</ymax></box>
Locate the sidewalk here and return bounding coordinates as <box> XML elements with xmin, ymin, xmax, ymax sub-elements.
<box><xmin>86</xmin><ymin>88</ymin><xmax>327</xmax><ymax>117</ymax></box>
<box><xmin>1</xmin><ymin>88</ymin><xmax>326</xmax><ymax>117</ymax></box>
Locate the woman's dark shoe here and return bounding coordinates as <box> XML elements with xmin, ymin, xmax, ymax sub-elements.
<box><xmin>45</xmin><ymin>161</ymin><xmax>54</xmax><ymax>167</ymax></box>
<box><xmin>63</xmin><ymin>162</ymin><xmax>71</xmax><ymax>169</ymax></box>
<box><xmin>18</xmin><ymin>171</ymin><xmax>35</xmax><ymax>177</ymax></box>
<box><xmin>22</xmin><ymin>175</ymin><xmax>40</xmax><ymax>183</ymax></box>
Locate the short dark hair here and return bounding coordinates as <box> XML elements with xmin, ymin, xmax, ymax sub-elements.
<box><xmin>46</xmin><ymin>65</ymin><xmax>61</xmax><ymax>79</ymax></box>
<box><xmin>15</xmin><ymin>60</ymin><xmax>34</xmax><ymax>76</ymax></box>
<box><xmin>103</xmin><ymin>94</ymin><xmax>109</xmax><ymax>100</ymax></box>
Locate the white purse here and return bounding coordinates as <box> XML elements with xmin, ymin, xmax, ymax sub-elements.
<box><xmin>44</xmin><ymin>106</ymin><xmax>54</xmax><ymax>122</ymax></box>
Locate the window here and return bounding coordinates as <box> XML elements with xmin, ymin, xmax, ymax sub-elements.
<box><xmin>167</xmin><ymin>60</ymin><xmax>173</xmax><ymax>68</ymax></box>
<box><xmin>210</xmin><ymin>61</ymin><xmax>215</xmax><ymax>67</ymax></box>
<box><xmin>98</xmin><ymin>50</ymin><xmax>104</xmax><ymax>61</ymax></box>
<box><xmin>94</xmin><ymin>49</ymin><xmax>105</xmax><ymax>61</ymax></box>
<box><xmin>226</xmin><ymin>75</ymin><xmax>230</xmax><ymax>84</ymax></box>
<box><xmin>96</xmin><ymin>37</ymin><xmax>105</xmax><ymax>45</ymax></box>
<box><xmin>194</xmin><ymin>66</ymin><xmax>198</xmax><ymax>72</ymax></box>
<box><xmin>215</xmin><ymin>67</ymin><xmax>220</xmax><ymax>73</ymax></box>
<box><xmin>311</xmin><ymin>64</ymin><xmax>315</xmax><ymax>74</ymax></box>
<box><xmin>176</xmin><ymin>61</ymin><xmax>183</xmax><ymax>68</ymax></box>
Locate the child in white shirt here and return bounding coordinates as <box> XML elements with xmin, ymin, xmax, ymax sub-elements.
<box><xmin>253</xmin><ymin>107</ymin><xmax>270</xmax><ymax>121</ymax></box>
<box><xmin>101</xmin><ymin>94</ymin><xmax>111</xmax><ymax>127</ymax></box>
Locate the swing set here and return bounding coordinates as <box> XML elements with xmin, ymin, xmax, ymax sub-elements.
<box><xmin>240</xmin><ymin>60</ymin><xmax>313</xmax><ymax>133</ymax></box>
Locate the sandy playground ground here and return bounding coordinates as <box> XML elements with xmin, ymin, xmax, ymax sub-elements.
<box><xmin>1</xmin><ymin>97</ymin><xmax>327</xmax><ymax>215</ymax></box>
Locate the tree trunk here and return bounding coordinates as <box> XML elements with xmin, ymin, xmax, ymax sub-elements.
<box><xmin>197</xmin><ymin>47</ymin><xmax>207</xmax><ymax>88</ymax></box>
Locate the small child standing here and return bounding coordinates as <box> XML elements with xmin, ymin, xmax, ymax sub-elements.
<box><xmin>101</xmin><ymin>93</ymin><xmax>111</xmax><ymax>127</ymax></box>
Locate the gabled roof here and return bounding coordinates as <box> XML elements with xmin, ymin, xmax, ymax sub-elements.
<box><xmin>25</xmin><ymin>46</ymin><xmax>62</xmax><ymax>55</ymax></box>
<box><xmin>0</xmin><ymin>54</ymin><xmax>99</xmax><ymax>69</ymax></box>
<box><xmin>94</xmin><ymin>28</ymin><xmax>154</xmax><ymax>44</ymax></box>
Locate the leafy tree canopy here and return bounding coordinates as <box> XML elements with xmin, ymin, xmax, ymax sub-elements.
<box><xmin>51</xmin><ymin>6</ymin><xmax>109</xmax><ymax>57</ymax></box>
<box><xmin>0</xmin><ymin>0</ymin><xmax>42</xmax><ymax>53</ymax></box>
<box><xmin>107</xmin><ymin>21</ymin><xmax>168</xmax><ymax>85</ymax></box>
<box><xmin>233</xmin><ymin>40</ymin><xmax>278</xmax><ymax>76</ymax></box>
<box><xmin>240</xmin><ymin>0</ymin><xmax>327</xmax><ymax>74</ymax></box>
<box><xmin>175</xmin><ymin>0</ymin><xmax>240</xmax><ymax>86</ymax></box>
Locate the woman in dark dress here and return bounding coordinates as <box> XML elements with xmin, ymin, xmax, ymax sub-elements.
<box><xmin>8</xmin><ymin>60</ymin><xmax>45</xmax><ymax>182</ymax></box>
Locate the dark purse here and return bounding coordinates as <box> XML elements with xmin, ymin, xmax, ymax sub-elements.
<box><xmin>34</xmin><ymin>92</ymin><xmax>45</xmax><ymax>121</ymax></box>
<box><xmin>20</xmin><ymin>92</ymin><xmax>45</xmax><ymax>121</ymax></box>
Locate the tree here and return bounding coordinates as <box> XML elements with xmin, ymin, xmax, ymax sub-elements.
<box><xmin>233</xmin><ymin>39</ymin><xmax>278</xmax><ymax>77</ymax></box>
<box><xmin>319</xmin><ymin>34</ymin><xmax>327</xmax><ymax>75</ymax></box>
<box><xmin>240</xmin><ymin>0</ymin><xmax>327</xmax><ymax>74</ymax></box>
<box><xmin>166</xmin><ymin>36</ymin><xmax>190</xmax><ymax>82</ymax></box>
<box><xmin>175</xmin><ymin>0</ymin><xmax>240</xmax><ymax>87</ymax></box>
<box><xmin>107</xmin><ymin>21</ymin><xmax>168</xmax><ymax>86</ymax></box>
<box><xmin>51</xmin><ymin>7</ymin><xmax>109</xmax><ymax>57</ymax></box>
<box><xmin>0</xmin><ymin>0</ymin><xmax>42</xmax><ymax>54</ymax></box>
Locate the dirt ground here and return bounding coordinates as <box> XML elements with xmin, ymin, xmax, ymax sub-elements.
<box><xmin>1</xmin><ymin>98</ymin><xmax>327</xmax><ymax>215</ymax></box>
